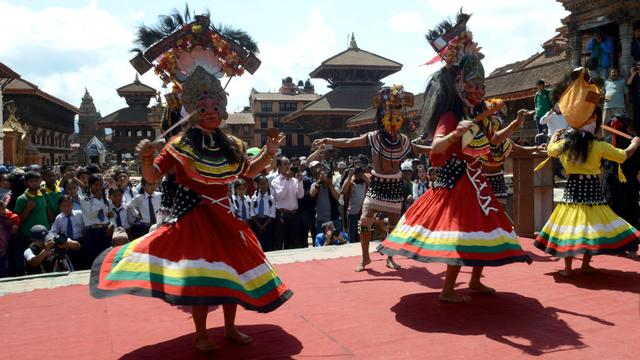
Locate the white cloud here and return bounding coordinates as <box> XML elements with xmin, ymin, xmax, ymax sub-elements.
<box><xmin>386</xmin><ymin>0</ymin><xmax>569</xmax><ymax>90</ymax></box>
<box><xmin>0</xmin><ymin>1</ymin><xmax>132</xmax><ymax>52</ymax></box>
<box><xmin>389</xmin><ymin>12</ymin><xmax>427</xmax><ymax>33</ymax></box>
<box><xmin>0</xmin><ymin>0</ymin><xmax>139</xmax><ymax>119</ymax></box>
<box><xmin>0</xmin><ymin>2</ymin><xmax>337</xmax><ymax>118</ymax></box>
<box><xmin>251</xmin><ymin>8</ymin><xmax>337</xmax><ymax>97</ymax></box>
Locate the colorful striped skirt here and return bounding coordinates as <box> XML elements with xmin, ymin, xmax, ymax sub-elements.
<box><xmin>90</xmin><ymin>201</ymin><xmax>292</xmax><ymax>313</ymax></box>
<box><xmin>534</xmin><ymin>174</ymin><xmax>640</xmax><ymax>257</ymax></box>
<box><xmin>534</xmin><ymin>204</ymin><xmax>640</xmax><ymax>257</ymax></box>
<box><xmin>378</xmin><ymin>162</ymin><xmax>531</xmax><ymax>266</ymax></box>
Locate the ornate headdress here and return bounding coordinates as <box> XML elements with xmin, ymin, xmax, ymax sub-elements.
<box><xmin>130</xmin><ymin>11</ymin><xmax>260</xmax><ymax>85</ymax></box>
<box><xmin>426</xmin><ymin>12</ymin><xmax>482</xmax><ymax>64</ymax></box>
<box><xmin>130</xmin><ymin>7</ymin><xmax>260</xmax><ymax>133</ymax></box>
<box><xmin>558</xmin><ymin>67</ymin><xmax>603</xmax><ymax>129</ymax></box>
<box><xmin>373</xmin><ymin>85</ymin><xmax>414</xmax><ymax>134</ymax></box>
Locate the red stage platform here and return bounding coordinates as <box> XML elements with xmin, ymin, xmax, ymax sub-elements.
<box><xmin>1</xmin><ymin>240</ymin><xmax>639</xmax><ymax>359</ymax></box>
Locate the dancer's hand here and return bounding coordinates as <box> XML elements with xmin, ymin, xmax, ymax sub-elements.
<box><xmin>266</xmin><ymin>133</ymin><xmax>285</xmax><ymax>155</ymax></box>
<box><xmin>136</xmin><ymin>139</ymin><xmax>155</xmax><ymax>158</ymax></box>
<box><xmin>452</xmin><ymin>120</ymin><xmax>474</xmax><ymax>138</ymax></box>
<box><xmin>632</xmin><ymin>137</ymin><xmax>640</xmax><ymax>145</ymax></box>
<box><xmin>515</xmin><ymin>109</ymin><xmax>527</xmax><ymax>126</ymax></box>
<box><xmin>312</xmin><ymin>138</ymin><xmax>329</xmax><ymax>148</ymax></box>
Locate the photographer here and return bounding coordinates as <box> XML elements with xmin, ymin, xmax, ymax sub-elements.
<box><xmin>314</xmin><ymin>221</ymin><xmax>348</xmax><ymax>247</ymax></box>
<box><xmin>309</xmin><ymin>163</ymin><xmax>341</xmax><ymax>236</ymax></box>
<box><xmin>341</xmin><ymin>166</ymin><xmax>368</xmax><ymax>243</ymax></box>
<box><xmin>23</xmin><ymin>225</ymin><xmax>80</xmax><ymax>273</ymax></box>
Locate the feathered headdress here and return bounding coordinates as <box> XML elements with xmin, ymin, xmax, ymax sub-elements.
<box><xmin>129</xmin><ymin>5</ymin><xmax>260</xmax><ymax>87</ymax></box>
<box><xmin>424</xmin><ymin>9</ymin><xmax>483</xmax><ymax>67</ymax></box>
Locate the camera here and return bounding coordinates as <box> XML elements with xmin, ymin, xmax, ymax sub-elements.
<box><xmin>291</xmin><ymin>166</ymin><xmax>299</xmax><ymax>174</ymax></box>
<box><xmin>52</xmin><ymin>233</ymin><xmax>68</xmax><ymax>245</ymax></box>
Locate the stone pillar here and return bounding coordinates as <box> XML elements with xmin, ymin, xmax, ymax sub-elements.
<box><xmin>569</xmin><ymin>31</ymin><xmax>583</xmax><ymax>68</ymax></box>
<box><xmin>619</xmin><ymin>21</ymin><xmax>634</xmax><ymax>79</ymax></box>
<box><xmin>512</xmin><ymin>152</ymin><xmax>555</xmax><ymax>237</ymax></box>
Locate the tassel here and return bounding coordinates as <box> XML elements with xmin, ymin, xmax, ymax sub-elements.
<box><xmin>618</xmin><ymin>165</ymin><xmax>627</xmax><ymax>183</ymax></box>
<box><xmin>534</xmin><ymin>157</ymin><xmax>552</xmax><ymax>172</ymax></box>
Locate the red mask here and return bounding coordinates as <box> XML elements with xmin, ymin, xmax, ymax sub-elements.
<box><xmin>196</xmin><ymin>96</ymin><xmax>221</xmax><ymax>131</ymax></box>
<box><xmin>464</xmin><ymin>81</ymin><xmax>485</xmax><ymax>106</ymax></box>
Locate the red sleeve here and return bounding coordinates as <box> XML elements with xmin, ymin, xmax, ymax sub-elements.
<box><xmin>434</xmin><ymin>112</ymin><xmax>458</xmax><ymax>137</ymax></box>
<box><xmin>153</xmin><ymin>147</ymin><xmax>179</xmax><ymax>174</ymax></box>
<box><xmin>6</xmin><ymin>211</ymin><xmax>19</xmax><ymax>226</ymax></box>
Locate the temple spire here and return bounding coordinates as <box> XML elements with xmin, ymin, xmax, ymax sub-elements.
<box><xmin>349</xmin><ymin>32</ymin><xmax>358</xmax><ymax>50</ymax></box>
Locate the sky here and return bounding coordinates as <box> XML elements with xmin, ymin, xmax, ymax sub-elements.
<box><xmin>0</xmin><ymin>0</ymin><xmax>569</xmax><ymax>119</ymax></box>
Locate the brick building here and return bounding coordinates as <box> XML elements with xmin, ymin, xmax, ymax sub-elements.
<box><xmin>249</xmin><ymin>77</ymin><xmax>319</xmax><ymax>156</ymax></box>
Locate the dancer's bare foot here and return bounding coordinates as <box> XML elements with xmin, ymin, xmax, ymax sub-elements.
<box><xmin>468</xmin><ymin>281</ymin><xmax>496</xmax><ymax>294</ymax></box>
<box><xmin>558</xmin><ymin>269</ymin><xmax>573</xmax><ymax>277</ymax></box>
<box><xmin>439</xmin><ymin>291</ymin><xmax>472</xmax><ymax>303</ymax></box>
<box><xmin>195</xmin><ymin>337</ymin><xmax>218</xmax><ymax>353</ymax></box>
<box><xmin>355</xmin><ymin>258</ymin><xmax>371</xmax><ymax>272</ymax></box>
<box><xmin>224</xmin><ymin>328</ymin><xmax>252</xmax><ymax>345</ymax></box>
<box><xmin>386</xmin><ymin>257</ymin><xmax>401</xmax><ymax>270</ymax></box>
<box><xmin>626</xmin><ymin>252</ymin><xmax>640</xmax><ymax>260</ymax></box>
<box><xmin>580</xmin><ymin>265</ymin><xmax>599</xmax><ymax>274</ymax></box>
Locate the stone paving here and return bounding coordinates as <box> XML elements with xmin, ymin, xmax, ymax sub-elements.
<box><xmin>0</xmin><ymin>241</ymin><xmax>378</xmax><ymax>296</ymax></box>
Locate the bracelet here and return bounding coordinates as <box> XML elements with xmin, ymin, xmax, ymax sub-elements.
<box><xmin>262</xmin><ymin>147</ymin><xmax>274</xmax><ymax>161</ymax></box>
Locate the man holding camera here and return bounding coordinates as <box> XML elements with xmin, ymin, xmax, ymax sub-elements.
<box><xmin>309</xmin><ymin>163</ymin><xmax>342</xmax><ymax>237</ymax></box>
<box><xmin>271</xmin><ymin>156</ymin><xmax>304</xmax><ymax>249</ymax></box>
<box><xmin>23</xmin><ymin>224</ymin><xmax>80</xmax><ymax>274</ymax></box>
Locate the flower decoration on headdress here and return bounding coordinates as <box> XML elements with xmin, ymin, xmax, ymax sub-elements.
<box><xmin>129</xmin><ymin>6</ymin><xmax>261</xmax><ymax>88</ymax></box>
<box><xmin>373</xmin><ymin>85</ymin><xmax>414</xmax><ymax>134</ymax></box>
<box><xmin>425</xmin><ymin>10</ymin><xmax>483</xmax><ymax>68</ymax></box>
<box><xmin>425</xmin><ymin>9</ymin><xmax>486</xmax><ymax>109</ymax></box>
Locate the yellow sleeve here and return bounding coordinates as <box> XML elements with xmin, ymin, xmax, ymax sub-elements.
<box><xmin>546</xmin><ymin>139</ymin><xmax>565</xmax><ymax>158</ymax></box>
<box><xmin>599</xmin><ymin>141</ymin><xmax>627</xmax><ymax>164</ymax></box>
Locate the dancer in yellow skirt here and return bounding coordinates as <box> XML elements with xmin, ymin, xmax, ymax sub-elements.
<box><xmin>535</xmin><ymin>95</ymin><xmax>640</xmax><ymax>276</ymax></box>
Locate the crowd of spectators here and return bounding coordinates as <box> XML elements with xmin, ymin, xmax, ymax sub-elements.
<box><xmin>0</xmin><ymin>152</ymin><xmax>439</xmax><ymax>278</ymax></box>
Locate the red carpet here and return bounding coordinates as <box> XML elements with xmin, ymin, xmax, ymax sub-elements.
<box><xmin>1</xmin><ymin>239</ymin><xmax>639</xmax><ymax>359</ymax></box>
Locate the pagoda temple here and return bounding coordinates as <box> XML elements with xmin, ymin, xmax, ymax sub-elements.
<box><xmin>98</xmin><ymin>75</ymin><xmax>163</xmax><ymax>162</ymax></box>
<box><xmin>77</xmin><ymin>88</ymin><xmax>104</xmax><ymax>163</ymax></box>
<box><xmin>284</xmin><ymin>34</ymin><xmax>402</xmax><ymax>149</ymax></box>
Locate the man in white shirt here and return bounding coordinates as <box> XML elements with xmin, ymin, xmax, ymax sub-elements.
<box><xmin>539</xmin><ymin>103</ymin><xmax>568</xmax><ymax>138</ymax></box>
<box><xmin>540</xmin><ymin>103</ymin><xmax>569</xmax><ymax>180</ymax></box>
<box><xmin>128</xmin><ymin>179</ymin><xmax>162</xmax><ymax>238</ymax></box>
<box><xmin>271</xmin><ymin>157</ymin><xmax>304</xmax><ymax>250</ymax></box>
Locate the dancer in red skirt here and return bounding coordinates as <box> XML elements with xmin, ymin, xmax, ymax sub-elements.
<box><xmin>378</xmin><ymin>11</ymin><xmax>531</xmax><ymax>303</ymax></box>
<box><xmin>90</xmin><ymin>13</ymin><xmax>292</xmax><ymax>353</ymax></box>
